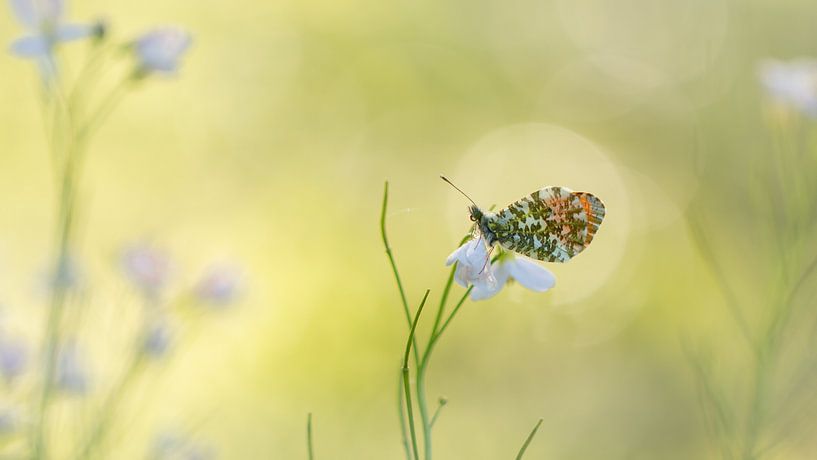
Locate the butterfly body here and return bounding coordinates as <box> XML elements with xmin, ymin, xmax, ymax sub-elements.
<box><xmin>469</xmin><ymin>186</ymin><xmax>605</xmax><ymax>263</ymax></box>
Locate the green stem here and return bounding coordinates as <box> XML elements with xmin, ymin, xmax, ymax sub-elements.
<box><xmin>307</xmin><ymin>413</ymin><xmax>314</xmax><ymax>460</ymax></box>
<box><xmin>429</xmin><ymin>398</ymin><xmax>447</xmax><ymax>429</ymax></box>
<box><xmin>381</xmin><ymin>182</ymin><xmax>420</xmax><ymax>365</ymax></box>
<box><xmin>33</xmin><ymin>101</ymin><xmax>81</xmax><ymax>460</ymax></box>
<box><xmin>515</xmin><ymin>418</ymin><xmax>544</xmax><ymax>460</ymax></box>
<box><xmin>403</xmin><ymin>290</ymin><xmax>430</xmax><ymax>460</ymax></box>
<box><xmin>398</xmin><ymin>371</ymin><xmax>411</xmax><ymax>460</ymax></box>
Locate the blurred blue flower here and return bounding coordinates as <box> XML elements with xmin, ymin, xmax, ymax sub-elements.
<box><xmin>133</xmin><ymin>27</ymin><xmax>192</xmax><ymax>75</ymax></box>
<box><xmin>0</xmin><ymin>338</ymin><xmax>27</xmax><ymax>383</ymax></box>
<box><xmin>151</xmin><ymin>432</ymin><xmax>215</xmax><ymax>460</ymax></box>
<box><xmin>446</xmin><ymin>238</ymin><xmax>555</xmax><ymax>301</ymax></box>
<box><xmin>0</xmin><ymin>407</ymin><xmax>21</xmax><ymax>436</ymax></box>
<box><xmin>143</xmin><ymin>320</ymin><xmax>173</xmax><ymax>358</ymax></box>
<box><xmin>55</xmin><ymin>341</ymin><xmax>88</xmax><ymax>395</ymax></box>
<box><xmin>194</xmin><ymin>264</ymin><xmax>242</xmax><ymax>308</ymax></box>
<box><xmin>758</xmin><ymin>58</ymin><xmax>817</xmax><ymax>117</ymax></box>
<box><xmin>8</xmin><ymin>0</ymin><xmax>92</xmax><ymax>59</ymax></box>
<box><xmin>121</xmin><ymin>242</ymin><xmax>172</xmax><ymax>301</ymax></box>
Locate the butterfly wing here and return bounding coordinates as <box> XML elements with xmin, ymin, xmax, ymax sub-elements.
<box><xmin>487</xmin><ymin>186</ymin><xmax>606</xmax><ymax>262</ymax></box>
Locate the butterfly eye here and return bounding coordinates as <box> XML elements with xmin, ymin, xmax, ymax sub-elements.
<box><xmin>469</xmin><ymin>215</ymin><xmax>477</xmax><ymax>222</ymax></box>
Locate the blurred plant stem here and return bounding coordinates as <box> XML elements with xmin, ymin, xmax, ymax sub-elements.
<box><xmin>689</xmin><ymin>114</ymin><xmax>817</xmax><ymax>459</ymax></box>
<box><xmin>31</xmin><ymin>52</ymin><xmax>134</xmax><ymax>459</ymax></box>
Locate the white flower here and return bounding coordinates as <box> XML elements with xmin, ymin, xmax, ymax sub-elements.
<box><xmin>121</xmin><ymin>242</ymin><xmax>172</xmax><ymax>300</ymax></box>
<box><xmin>134</xmin><ymin>27</ymin><xmax>192</xmax><ymax>75</ymax></box>
<box><xmin>55</xmin><ymin>341</ymin><xmax>88</xmax><ymax>395</ymax></box>
<box><xmin>446</xmin><ymin>237</ymin><xmax>498</xmax><ymax>300</ymax></box>
<box><xmin>493</xmin><ymin>253</ymin><xmax>556</xmax><ymax>294</ymax></box>
<box><xmin>8</xmin><ymin>0</ymin><xmax>92</xmax><ymax>59</ymax></box>
<box><xmin>446</xmin><ymin>238</ymin><xmax>556</xmax><ymax>301</ymax></box>
<box><xmin>758</xmin><ymin>59</ymin><xmax>817</xmax><ymax>117</ymax></box>
<box><xmin>194</xmin><ymin>264</ymin><xmax>242</xmax><ymax>308</ymax></box>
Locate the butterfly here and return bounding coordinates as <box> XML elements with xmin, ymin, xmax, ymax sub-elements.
<box><xmin>442</xmin><ymin>176</ymin><xmax>605</xmax><ymax>262</ymax></box>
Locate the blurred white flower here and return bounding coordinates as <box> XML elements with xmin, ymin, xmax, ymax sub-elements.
<box><xmin>446</xmin><ymin>239</ymin><xmax>556</xmax><ymax>301</ymax></box>
<box><xmin>121</xmin><ymin>242</ymin><xmax>172</xmax><ymax>300</ymax></box>
<box><xmin>446</xmin><ymin>238</ymin><xmax>498</xmax><ymax>300</ymax></box>
<box><xmin>0</xmin><ymin>338</ymin><xmax>27</xmax><ymax>383</ymax></box>
<box><xmin>194</xmin><ymin>264</ymin><xmax>242</xmax><ymax>308</ymax></box>
<box><xmin>134</xmin><ymin>27</ymin><xmax>192</xmax><ymax>75</ymax></box>
<box><xmin>493</xmin><ymin>253</ymin><xmax>556</xmax><ymax>295</ymax></box>
<box><xmin>142</xmin><ymin>320</ymin><xmax>173</xmax><ymax>358</ymax></box>
<box><xmin>758</xmin><ymin>59</ymin><xmax>817</xmax><ymax>117</ymax></box>
<box><xmin>8</xmin><ymin>0</ymin><xmax>92</xmax><ymax>59</ymax></box>
<box><xmin>55</xmin><ymin>341</ymin><xmax>88</xmax><ymax>395</ymax></box>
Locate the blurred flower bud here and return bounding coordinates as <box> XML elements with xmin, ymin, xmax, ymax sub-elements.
<box><xmin>121</xmin><ymin>242</ymin><xmax>172</xmax><ymax>301</ymax></box>
<box><xmin>142</xmin><ymin>320</ymin><xmax>173</xmax><ymax>358</ymax></box>
<box><xmin>194</xmin><ymin>264</ymin><xmax>243</xmax><ymax>308</ymax></box>
<box><xmin>91</xmin><ymin>17</ymin><xmax>108</xmax><ymax>41</ymax></box>
<box><xmin>55</xmin><ymin>341</ymin><xmax>89</xmax><ymax>395</ymax></box>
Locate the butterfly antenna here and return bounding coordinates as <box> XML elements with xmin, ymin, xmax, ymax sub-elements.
<box><xmin>440</xmin><ymin>175</ymin><xmax>478</xmax><ymax>207</ymax></box>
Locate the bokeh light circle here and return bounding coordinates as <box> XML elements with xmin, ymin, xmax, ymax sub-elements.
<box><xmin>556</xmin><ymin>0</ymin><xmax>730</xmax><ymax>85</ymax></box>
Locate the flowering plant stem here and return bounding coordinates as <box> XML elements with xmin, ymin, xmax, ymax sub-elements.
<box><xmin>402</xmin><ymin>290</ymin><xmax>430</xmax><ymax>460</ymax></box>
<box><xmin>31</xmin><ymin>67</ymin><xmax>132</xmax><ymax>460</ymax></box>
<box><xmin>382</xmin><ymin>182</ymin><xmax>496</xmax><ymax>460</ymax></box>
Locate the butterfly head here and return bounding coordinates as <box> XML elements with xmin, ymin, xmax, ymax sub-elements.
<box><xmin>468</xmin><ymin>205</ymin><xmax>483</xmax><ymax>223</ymax></box>
<box><xmin>469</xmin><ymin>205</ymin><xmax>498</xmax><ymax>246</ymax></box>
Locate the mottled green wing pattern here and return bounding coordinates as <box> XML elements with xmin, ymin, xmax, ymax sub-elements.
<box><xmin>486</xmin><ymin>186</ymin><xmax>606</xmax><ymax>262</ymax></box>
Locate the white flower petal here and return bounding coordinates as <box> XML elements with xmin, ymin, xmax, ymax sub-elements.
<box><xmin>506</xmin><ymin>257</ymin><xmax>556</xmax><ymax>292</ymax></box>
<box><xmin>9</xmin><ymin>35</ymin><xmax>49</xmax><ymax>57</ymax></box>
<box><xmin>445</xmin><ymin>241</ymin><xmax>470</xmax><ymax>266</ymax></box>
<box><xmin>758</xmin><ymin>58</ymin><xmax>817</xmax><ymax>117</ymax></box>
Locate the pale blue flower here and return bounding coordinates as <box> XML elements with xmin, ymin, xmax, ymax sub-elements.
<box><xmin>194</xmin><ymin>264</ymin><xmax>242</xmax><ymax>308</ymax></box>
<box><xmin>8</xmin><ymin>0</ymin><xmax>92</xmax><ymax>59</ymax></box>
<box><xmin>446</xmin><ymin>238</ymin><xmax>556</xmax><ymax>301</ymax></box>
<box><xmin>0</xmin><ymin>338</ymin><xmax>27</xmax><ymax>383</ymax></box>
<box><xmin>55</xmin><ymin>341</ymin><xmax>88</xmax><ymax>395</ymax></box>
<box><xmin>151</xmin><ymin>432</ymin><xmax>215</xmax><ymax>460</ymax></box>
<box><xmin>120</xmin><ymin>242</ymin><xmax>172</xmax><ymax>300</ymax></box>
<box><xmin>758</xmin><ymin>58</ymin><xmax>817</xmax><ymax>117</ymax></box>
<box><xmin>134</xmin><ymin>27</ymin><xmax>192</xmax><ymax>75</ymax></box>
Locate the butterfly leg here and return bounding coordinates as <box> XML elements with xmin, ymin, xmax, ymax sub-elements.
<box><xmin>478</xmin><ymin>245</ymin><xmax>495</xmax><ymax>275</ymax></box>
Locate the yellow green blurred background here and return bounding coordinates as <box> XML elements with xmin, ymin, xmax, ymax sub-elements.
<box><xmin>1</xmin><ymin>0</ymin><xmax>817</xmax><ymax>458</ymax></box>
